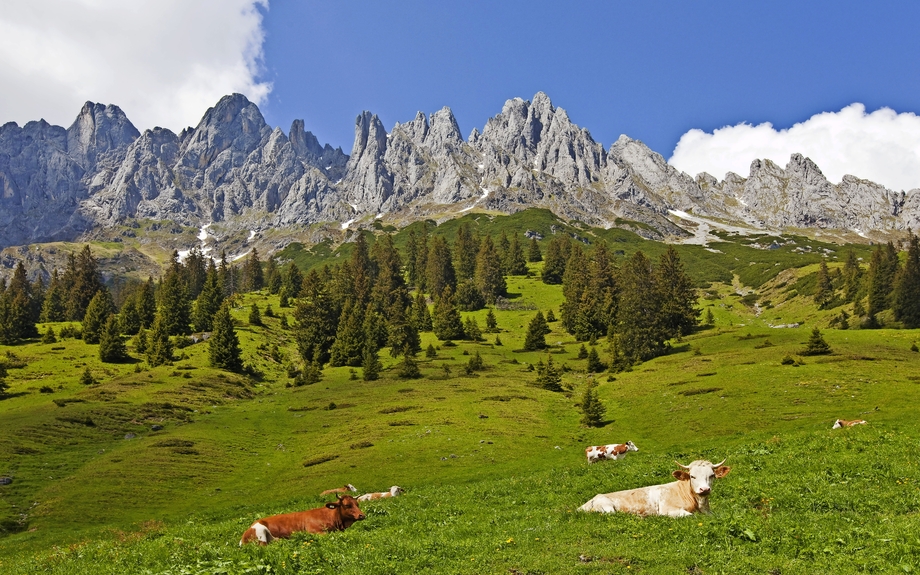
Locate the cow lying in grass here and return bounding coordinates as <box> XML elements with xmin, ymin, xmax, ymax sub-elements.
<box><xmin>832</xmin><ymin>419</ymin><xmax>866</xmax><ymax>429</ymax></box>
<box><xmin>357</xmin><ymin>486</ymin><xmax>404</xmax><ymax>501</ymax></box>
<box><xmin>320</xmin><ymin>483</ymin><xmax>357</xmax><ymax>495</ymax></box>
<box><xmin>579</xmin><ymin>459</ymin><xmax>731</xmax><ymax>517</ymax></box>
<box><xmin>585</xmin><ymin>441</ymin><xmax>638</xmax><ymax>463</ymax></box>
<box><xmin>240</xmin><ymin>495</ymin><xmax>365</xmax><ymax>545</ymax></box>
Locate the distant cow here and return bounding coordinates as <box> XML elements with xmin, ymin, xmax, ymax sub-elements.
<box><xmin>320</xmin><ymin>483</ymin><xmax>357</xmax><ymax>495</ymax></box>
<box><xmin>579</xmin><ymin>459</ymin><xmax>731</xmax><ymax>517</ymax></box>
<box><xmin>585</xmin><ymin>441</ymin><xmax>639</xmax><ymax>463</ymax></box>
<box><xmin>240</xmin><ymin>495</ymin><xmax>365</xmax><ymax>545</ymax></box>
<box><xmin>357</xmin><ymin>486</ymin><xmax>404</xmax><ymax>501</ymax></box>
<box><xmin>832</xmin><ymin>419</ymin><xmax>867</xmax><ymax>429</ymax></box>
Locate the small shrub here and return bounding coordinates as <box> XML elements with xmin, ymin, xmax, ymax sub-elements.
<box><xmin>781</xmin><ymin>355</ymin><xmax>796</xmax><ymax>366</ymax></box>
<box><xmin>79</xmin><ymin>367</ymin><xmax>96</xmax><ymax>386</ymax></box>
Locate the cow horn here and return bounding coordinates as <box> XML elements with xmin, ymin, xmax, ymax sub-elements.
<box><xmin>712</xmin><ymin>458</ymin><xmax>727</xmax><ymax>467</ymax></box>
<box><xmin>674</xmin><ymin>460</ymin><xmax>690</xmax><ymax>469</ymax></box>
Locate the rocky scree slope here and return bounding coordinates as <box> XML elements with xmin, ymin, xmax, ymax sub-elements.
<box><xmin>1</xmin><ymin>92</ymin><xmax>918</xmax><ymax>249</ymax></box>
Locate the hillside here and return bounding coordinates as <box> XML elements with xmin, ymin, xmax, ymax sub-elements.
<box><xmin>1</xmin><ymin>221</ymin><xmax>919</xmax><ymax>573</ymax></box>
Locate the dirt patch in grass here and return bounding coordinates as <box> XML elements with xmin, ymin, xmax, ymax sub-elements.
<box><xmin>303</xmin><ymin>454</ymin><xmax>340</xmax><ymax>467</ymax></box>
<box><xmin>678</xmin><ymin>387</ymin><xmax>722</xmax><ymax>397</ymax></box>
<box><xmin>379</xmin><ymin>406</ymin><xmax>417</xmax><ymax>414</ymax></box>
<box><xmin>481</xmin><ymin>395</ymin><xmax>533</xmax><ymax>402</ymax></box>
<box><xmin>151</xmin><ymin>439</ymin><xmax>195</xmax><ymax>448</ymax></box>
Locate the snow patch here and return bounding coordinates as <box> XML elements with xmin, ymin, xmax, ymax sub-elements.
<box><xmin>342</xmin><ymin>218</ymin><xmax>356</xmax><ymax>230</ymax></box>
<box><xmin>375</xmin><ymin>213</ymin><xmax>384</xmax><ymax>220</ymax></box>
<box><xmin>668</xmin><ymin>210</ymin><xmax>766</xmax><ymax>246</ymax></box>
<box><xmin>247</xmin><ymin>230</ymin><xmax>256</xmax><ymax>243</ymax></box>
<box><xmin>850</xmin><ymin>228</ymin><xmax>868</xmax><ymax>239</ymax></box>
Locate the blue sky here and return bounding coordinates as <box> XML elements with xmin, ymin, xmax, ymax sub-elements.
<box><xmin>2</xmin><ymin>0</ymin><xmax>919</xmax><ymax>189</ymax></box>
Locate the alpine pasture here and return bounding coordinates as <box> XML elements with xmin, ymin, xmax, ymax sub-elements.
<box><xmin>1</xmin><ymin>211</ymin><xmax>918</xmax><ymax>574</ymax></box>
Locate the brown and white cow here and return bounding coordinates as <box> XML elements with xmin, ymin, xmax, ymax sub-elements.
<box><xmin>320</xmin><ymin>483</ymin><xmax>357</xmax><ymax>495</ymax></box>
<box><xmin>579</xmin><ymin>459</ymin><xmax>731</xmax><ymax>517</ymax></box>
<box><xmin>240</xmin><ymin>495</ymin><xmax>365</xmax><ymax>545</ymax></box>
<box><xmin>832</xmin><ymin>419</ymin><xmax>867</xmax><ymax>429</ymax></box>
<box><xmin>585</xmin><ymin>441</ymin><xmax>639</xmax><ymax>463</ymax></box>
<box><xmin>357</xmin><ymin>485</ymin><xmax>404</xmax><ymax>501</ymax></box>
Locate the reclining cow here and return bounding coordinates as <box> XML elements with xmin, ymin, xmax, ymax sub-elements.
<box><xmin>357</xmin><ymin>485</ymin><xmax>404</xmax><ymax>501</ymax></box>
<box><xmin>585</xmin><ymin>441</ymin><xmax>638</xmax><ymax>463</ymax></box>
<box><xmin>579</xmin><ymin>459</ymin><xmax>731</xmax><ymax>517</ymax></box>
<box><xmin>240</xmin><ymin>495</ymin><xmax>365</xmax><ymax>545</ymax></box>
<box><xmin>832</xmin><ymin>419</ymin><xmax>866</xmax><ymax>429</ymax></box>
<box><xmin>320</xmin><ymin>483</ymin><xmax>357</xmax><ymax>495</ymax></box>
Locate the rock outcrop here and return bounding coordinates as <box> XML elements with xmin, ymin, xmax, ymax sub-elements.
<box><xmin>1</xmin><ymin>91</ymin><xmax>918</xmax><ymax>250</ymax></box>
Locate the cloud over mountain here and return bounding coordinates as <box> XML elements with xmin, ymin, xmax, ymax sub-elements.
<box><xmin>0</xmin><ymin>0</ymin><xmax>271</xmax><ymax>132</ymax></box>
<box><xmin>668</xmin><ymin>104</ymin><xmax>920</xmax><ymax>192</ymax></box>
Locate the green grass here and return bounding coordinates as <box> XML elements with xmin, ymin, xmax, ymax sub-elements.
<box><xmin>1</xmin><ymin>244</ymin><xmax>919</xmax><ymax>573</ymax></box>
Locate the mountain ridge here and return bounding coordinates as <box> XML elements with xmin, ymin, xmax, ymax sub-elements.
<box><xmin>1</xmin><ymin>92</ymin><xmax>917</xmax><ymax>251</ymax></box>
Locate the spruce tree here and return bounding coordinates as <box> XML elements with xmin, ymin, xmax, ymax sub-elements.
<box><xmin>432</xmin><ymin>286</ymin><xmax>465</xmax><ymax>341</ymax></box>
<box><xmin>182</xmin><ymin>247</ymin><xmax>208</xmax><ymax>300</ymax></box>
<box><xmin>82</xmin><ymin>289</ymin><xmax>116</xmax><ymax>344</ymax></box>
<box><xmin>579</xmin><ymin>380</ymin><xmax>606</xmax><ymax>427</ymax></box>
<box><xmin>283</xmin><ymin>262</ymin><xmax>303</xmax><ymax>298</ymax></box>
<box><xmin>535</xmin><ymin>355</ymin><xmax>563</xmax><ymax>391</ymax></box>
<box><xmin>485</xmin><ymin>308</ymin><xmax>497</xmax><ymax>332</ymax></box>
<box><xmin>41</xmin><ymin>326</ymin><xmax>57</xmax><ymax>344</ymax></box>
<box><xmin>412</xmin><ymin>291</ymin><xmax>433</xmax><ymax>332</ymax></box>
<box><xmin>893</xmin><ymin>233</ymin><xmax>920</xmax><ymax>328</ymax></box>
<box><xmin>586</xmin><ymin>347</ymin><xmax>605</xmax><ymax>373</ymax></box>
<box><xmin>79</xmin><ymin>366</ymin><xmax>96</xmax><ymax>386</ymax></box>
<box><xmin>362</xmin><ymin>344</ymin><xmax>381</xmax><ymax>381</ymax></box>
<box><xmin>398</xmin><ymin>352</ymin><xmax>422</xmax><ymax>379</ymax></box>
<box><xmin>654</xmin><ymin>246</ymin><xmax>699</xmax><ymax>339</ymax></box>
<box><xmin>209</xmin><ymin>303</ymin><xmax>243</xmax><ymax>372</ymax></box>
<box><xmin>426</xmin><ymin>235</ymin><xmax>456</xmax><ymax>299</ymax></box>
<box><xmin>137</xmin><ymin>277</ymin><xmax>157</xmax><ymax>328</ymax></box>
<box><xmin>387</xmin><ymin>303</ymin><xmax>421</xmax><ymax>359</ymax></box>
<box><xmin>193</xmin><ymin>263</ymin><xmax>223</xmax><ymax>332</ymax></box>
<box><xmin>265</xmin><ymin>257</ymin><xmax>282</xmax><ymax>294</ymax></box>
<box><xmin>475</xmin><ymin>235</ymin><xmax>506</xmax><ymax>304</ymax></box>
<box><xmin>616</xmin><ymin>250</ymin><xmax>665</xmax><ymax>363</ymax></box>
<box><xmin>453</xmin><ymin>224</ymin><xmax>478</xmax><ymax>281</ymax></box>
<box><xmin>802</xmin><ymin>327</ymin><xmax>832</xmax><ymax>356</ymax></box>
<box><xmin>0</xmin><ymin>362</ymin><xmax>8</xmax><ymax>397</ymax></box>
<box><xmin>98</xmin><ymin>315</ymin><xmax>128</xmax><ymax>363</ymax></box>
<box><xmin>814</xmin><ymin>260</ymin><xmax>833</xmax><ymax>309</ymax></box>
<box><xmin>842</xmin><ymin>250</ymin><xmax>862</xmax><ymax>303</ymax></box>
<box><xmin>40</xmin><ymin>270</ymin><xmax>67</xmax><ymax>323</ymax></box>
<box><xmin>527</xmin><ymin>237</ymin><xmax>543</xmax><ymax>263</ymax></box>
<box><xmin>146</xmin><ymin>313</ymin><xmax>173</xmax><ymax>367</ymax></box>
<box><xmin>248</xmin><ymin>303</ymin><xmax>262</xmax><ymax>326</ymax></box>
<box><xmin>330</xmin><ymin>300</ymin><xmax>366</xmax><ymax>367</ymax></box>
<box><xmin>244</xmin><ymin>248</ymin><xmax>264</xmax><ymax>292</ymax></box>
<box><xmin>541</xmin><ymin>235</ymin><xmax>570</xmax><ymax>284</ymax></box>
<box><xmin>134</xmin><ymin>327</ymin><xmax>148</xmax><ymax>354</ymax></box>
<box><xmin>159</xmin><ymin>254</ymin><xmax>192</xmax><ymax>336</ymax></box>
<box><xmin>67</xmin><ymin>245</ymin><xmax>104</xmax><ymax>321</ymax></box>
<box><xmin>464</xmin><ymin>317</ymin><xmax>482</xmax><ymax>341</ymax></box>
<box><xmin>866</xmin><ymin>242</ymin><xmax>899</xmax><ymax>318</ymax></box>
<box><xmin>505</xmin><ymin>235</ymin><xmax>529</xmax><ymax>276</ymax></box>
<box><xmin>523</xmin><ymin>311</ymin><xmax>550</xmax><ymax>351</ymax></box>
<box><xmin>455</xmin><ymin>278</ymin><xmax>486</xmax><ymax>311</ymax></box>
<box><xmin>119</xmin><ymin>297</ymin><xmax>142</xmax><ymax>335</ymax></box>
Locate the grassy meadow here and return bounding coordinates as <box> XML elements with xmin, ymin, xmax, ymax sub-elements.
<box><xmin>1</xmin><ymin>223</ymin><xmax>919</xmax><ymax>574</ymax></box>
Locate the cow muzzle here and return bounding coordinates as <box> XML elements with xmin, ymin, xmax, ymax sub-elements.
<box><xmin>697</xmin><ymin>487</ymin><xmax>711</xmax><ymax>496</ymax></box>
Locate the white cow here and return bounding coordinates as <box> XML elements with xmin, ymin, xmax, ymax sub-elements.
<box><xmin>357</xmin><ymin>485</ymin><xmax>404</xmax><ymax>501</ymax></box>
<box><xmin>579</xmin><ymin>459</ymin><xmax>731</xmax><ymax>517</ymax></box>
<box><xmin>585</xmin><ymin>441</ymin><xmax>639</xmax><ymax>463</ymax></box>
<box><xmin>832</xmin><ymin>419</ymin><xmax>866</xmax><ymax>429</ymax></box>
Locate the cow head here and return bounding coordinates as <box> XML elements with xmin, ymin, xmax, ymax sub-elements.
<box><xmin>832</xmin><ymin>419</ymin><xmax>843</xmax><ymax>429</ymax></box>
<box><xmin>625</xmin><ymin>441</ymin><xmax>639</xmax><ymax>452</ymax></box>
<box><xmin>346</xmin><ymin>483</ymin><xmax>358</xmax><ymax>492</ymax></box>
<box><xmin>673</xmin><ymin>459</ymin><xmax>731</xmax><ymax>496</ymax></box>
<box><xmin>327</xmin><ymin>495</ymin><xmax>366</xmax><ymax>525</ymax></box>
<box><xmin>389</xmin><ymin>485</ymin><xmax>405</xmax><ymax>496</ymax></box>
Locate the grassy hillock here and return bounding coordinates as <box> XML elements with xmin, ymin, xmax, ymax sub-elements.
<box><xmin>1</xmin><ymin>229</ymin><xmax>918</xmax><ymax>574</ymax></box>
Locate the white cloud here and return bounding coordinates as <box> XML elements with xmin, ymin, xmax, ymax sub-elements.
<box><xmin>0</xmin><ymin>0</ymin><xmax>271</xmax><ymax>132</ymax></box>
<box><xmin>668</xmin><ymin>104</ymin><xmax>920</xmax><ymax>192</ymax></box>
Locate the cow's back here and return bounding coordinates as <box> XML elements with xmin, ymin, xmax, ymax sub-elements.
<box><xmin>580</xmin><ymin>484</ymin><xmax>687</xmax><ymax>517</ymax></box>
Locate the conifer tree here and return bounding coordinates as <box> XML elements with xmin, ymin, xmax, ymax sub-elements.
<box><xmin>209</xmin><ymin>303</ymin><xmax>243</xmax><ymax>372</ymax></box>
<box><xmin>866</xmin><ymin>242</ymin><xmax>899</xmax><ymax>319</ymax></box>
<box><xmin>541</xmin><ymin>235</ymin><xmax>570</xmax><ymax>284</ymax></box>
<box><xmin>475</xmin><ymin>235</ymin><xmax>507</xmax><ymax>304</ymax></box>
<box><xmin>654</xmin><ymin>246</ymin><xmax>699</xmax><ymax>339</ymax></box>
<box><xmin>67</xmin><ymin>245</ymin><xmax>104</xmax><ymax>321</ymax></box>
<box><xmin>387</xmin><ymin>303</ymin><xmax>421</xmax><ymax>358</ymax></box>
<box><xmin>586</xmin><ymin>347</ymin><xmax>605</xmax><ymax>373</ymax></box>
<box><xmin>119</xmin><ymin>297</ymin><xmax>142</xmax><ymax>335</ymax></box>
<box><xmin>134</xmin><ymin>327</ymin><xmax>148</xmax><ymax>355</ymax></box>
<box><xmin>137</xmin><ymin>277</ymin><xmax>157</xmax><ymax>328</ymax></box>
<box><xmin>398</xmin><ymin>352</ymin><xmax>421</xmax><ymax>379</ymax></box>
<box><xmin>578</xmin><ymin>344</ymin><xmax>589</xmax><ymax>359</ymax></box>
<box><xmin>293</xmin><ymin>280</ymin><xmax>339</xmax><ymax>365</ymax></box>
<box><xmin>527</xmin><ymin>237</ymin><xmax>542</xmax><ymax>263</ymax></box>
<box><xmin>432</xmin><ymin>285</ymin><xmax>465</xmax><ymax>341</ymax></box>
<box><xmin>283</xmin><ymin>261</ymin><xmax>304</xmax><ymax>299</ymax></box>
<box><xmin>801</xmin><ymin>327</ymin><xmax>832</xmax><ymax>356</ymax></box>
<box><xmin>523</xmin><ymin>311</ymin><xmax>550</xmax><ymax>351</ymax></box>
<box><xmin>362</xmin><ymin>344</ymin><xmax>381</xmax><ymax>381</ymax></box>
<box><xmin>265</xmin><ymin>257</ymin><xmax>282</xmax><ymax>294</ymax></box>
<box><xmin>505</xmin><ymin>235</ymin><xmax>529</xmax><ymax>276</ymax></box>
<box><xmin>455</xmin><ymin>278</ymin><xmax>486</xmax><ymax>311</ymax></box>
<box><xmin>146</xmin><ymin>313</ymin><xmax>173</xmax><ymax>367</ymax></box>
<box><xmin>426</xmin><ymin>235</ymin><xmax>456</xmax><ymax>299</ymax></box>
<box><xmin>249</xmin><ymin>303</ymin><xmax>262</xmax><ymax>326</ymax></box>
<box><xmin>98</xmin><ymin>315</ymin><xmax>128</xmax><ymax>363</ymax></box>
<box><xmin>841</xmin><ymin>250</ymin><xmax>862</xmax><ymax>303</ymax></box>
<box><xmin>485</xmin><ymin>308</ymin><xmax>497</xmax><ymax>332</ymax></box>
<box><xmin>411</xmin><ymin>291</ymin><xmax>433</xmax><ymax>332</ymax></box>
<box><xmin>40</xmin><ymin>270</ymin><xmax>66</xmax><ymax>323</ymax></box>
<box><xmin>41</xmin><ymin>326</ymin><xmax>57</xmax><ymax>344</ymax></box>
<box><xmin>535</xmin><ymin>355</ymin><xmax>562</xmax><ymax>391</ymax></box>
<box><xmin>244</xmin><ymin>248</ymin><xmax>264</xmax><ymax>292</ymax></box>
<box><xmin>813</xmin><ymin>260</ymin><xmax>833</xmax><ymax>309</ymax></box>
<box><xmin>182</xmin><ymin>247</ymin><xmax>208</xmax><ymax>300</ymax></box>
<box><xmin>79</xmin><ymin>366</ymin><xmax>96</xmax><ymax>386</ymax></box>
<box><xmin>579</xmin><ymin>380</ymin><xmax>606</xmax><ymax>427</ymax></box>
<box><xmin>893</xmin><ymin>233</ymin><xmax>920</xmax><ymax>328</ymax></box>
<box><xmin>0</xmin><ymin>362</ymin><xmax>8</xmax><ymax>397</ymax></box>
<box><xmin>615</xmin><ymin>250</ymin><xmax>664</xmax><ymax>363</ymax></box>
<box><xmin>193</xmin><ymin>262</ymin><xmax>223</xmax><ymax>332</ymax></box>
<box><xmin>561</xmin><ymin>245</ymin><xmax>589</xmax><ymax>335</ymax></box>
<box><xmin>405</xmin><ymin>228</ymin><xmax>421</xmax><ymax>289</ymax></box>
<box><xmin>426</xmin><ymin>343</ymin><xmax>437</xmax><ymax>358</ymax></box>
<box><xmin>453</xmin><ymin>224</ymin><xmax>478</xmax><ymax>281</ymax></box>
<box><xmin>464</xmin><ymin>316</ymin><xmax>482</xmax><ymax>341</ymax></box>
<box><xmin>330</xmin><ymin>299</ymin><xmax>366</xmax><ymax>367</ymax></box>
<box><xmin>82</xmin><ymin>289</ymin><xmax>116</xmax><ymax>344</ymax></box>
<box><xmin>159</xmin><ymin>254</ymin><xmax>192</xmax><ymax>336</ymax></box>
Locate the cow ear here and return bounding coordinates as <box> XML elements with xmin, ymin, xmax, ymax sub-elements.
<box><xmin>672</xmin><ymin>470</ymin><xmax>690</xmax><ymax>481</ymax></box>
<box><xmin>714</xmin><ymin>465</ymin><xmax>731</xmax><ymax>479</ymax></box>
<box><xmin>326</xmin><ymin>502</ymin><xmax>338</xmax><ymax>509</ymax></box>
